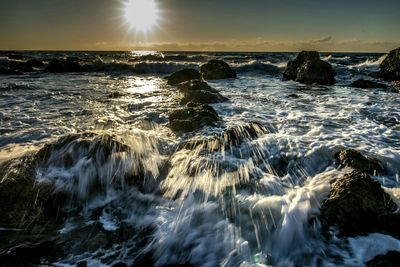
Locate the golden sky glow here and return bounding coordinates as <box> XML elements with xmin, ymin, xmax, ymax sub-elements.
<box><xmin>0</xmin><ymin>0</ymin><xmax>399</xmax><ymax>52</ymax></box>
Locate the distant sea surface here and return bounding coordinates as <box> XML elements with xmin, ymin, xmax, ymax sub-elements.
<box><xmin>0</xmin><ymin>51</ymin><xmax>399</xmax><ymax>266</ymax></box>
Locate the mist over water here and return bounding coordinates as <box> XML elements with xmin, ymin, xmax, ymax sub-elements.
<box><xmin>0</xmin><ymin>51</ymin><xmax>400</xmax><ymax>266</ymax></box>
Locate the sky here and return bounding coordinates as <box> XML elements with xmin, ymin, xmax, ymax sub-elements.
<box><xmin>0</xmin><ymin>0</ymin><xmax>399</xmax><ymax>52</ymax></box>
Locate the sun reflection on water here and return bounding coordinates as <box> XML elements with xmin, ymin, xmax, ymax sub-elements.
<box><xmin>126</xmin><ymin>77</ymin><xmax>161</xmax><ymax>94</ymax></box>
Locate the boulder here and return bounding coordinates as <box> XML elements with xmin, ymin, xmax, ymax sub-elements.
<box><xmin>334</xmin><ymin>149</ymin><xmax>384</xmax><ymax>175</ymax></box>
<box><xmin>380</xmin><ymin>47</ymin><xmax>400</xmax><ymax>81</ymax></box>
<box><xmin>169</xmin><ymin>104</ymin><xmax>220</xmax><ymax>132</ymax></box>
<box><xmin>177</xmin><ymin>80</ymin><xmax>228</xmax><ymax>105</ymax></box>
<box><xmin>0</xmin><ymin>67</ymin><xmax>22</xmax><ymax>75</ymax></box>
<box><xmin>320</xmin><ymin>170</ymin><xmax>396</xmax><ymax>236</ymax></box>
<box><xmin>283</xmin><ymin>51</ymin><xmax>336</xmax><ymax>85</ymax></box>
<box><xmin>184</xmin><ymin>122</ymin><xmax>267</xmax><ymax>151</ymax></box>
<box><xmin>0</xmin><ymin>156</ymin><xmax>66</xmax><ymax>228</ymax></box>
<box><xmin>167</xmin><ymin>69</ymin><xmax>201</xmax><ymax>86</ymax></box>
<box><xmin>349</xmin><ymin>79</ymin><xmax>388</xmax><ymax>89</ymax></box>
<box><xmin>200</xmin><ymin>60</ymin><xmax>237</xmax><ymax>80</ymax></box>
<box><xmin>45</xmin><ymin>59</ymin><xmax>84</xmax><ymax>73</ymax></box>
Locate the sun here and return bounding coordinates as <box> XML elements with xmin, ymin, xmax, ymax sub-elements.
<box><xmin>123</xmin><ymin>0</ymin><xmax>160</xmax><ymax>33</ymax></box>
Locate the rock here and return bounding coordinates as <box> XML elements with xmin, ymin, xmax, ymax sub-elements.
<box><xmin>380</xmin><ymin>47</ymin><xmax>400</xmax><ymax>81</ymax></box>
<box><xmin>376</xmin><ymin>213</ymin><xmax>400</xmax><ymax>238</ymax></box>
<box><xmin>200</xmin><ymin>60</ymin><xmax>237</xmax><ymax>80</ymax></box>
<box><xmin>349</xmin><ymin>79</ymin><xmax>388</xmax><ymax>89</ymax></box>
<box><xmin>366</xmin><ymin>251</ymin><xmax>400</xmax><ymax>267</ymax></box>
<box><xmin>334</xmin><ymin>149</ymin><xmax>384</xmax><ymax>175</ymax></box>
<box><xmin>45</xmin><ymin>59</ymin><xmax>84</xmax><ymax>73</ymax></box>
<box><xmin>169</xmin><ymin>104</ymin><xmax>220</xmax><ymax>132</ymax></box>
<box><xmin>24</xmin><ymin>59</ymin><xmax>44</xmax><ymax>68</ymax></box>
<box><xmin>320</xmin><ymin>170</ymin><xmax>396</xmax><ymax>236</ymax></box>
<box><xmin>184</xmin><ymin>122</ymin><xmax>267</xmax><ymax>151</ymax></box>
<box><xmin>167</xmin><ymin>69</ymin><xmax>201</xmax><ymax>86</ymax></box>
<box><xmin>283</xmin><ymin>51</ymin><xmax>336</xmax><ymax>85</ymax></box>
<box><xmin>0</xmin><ymin>241</ymin><xmax>62</xmax><ymax>266</ymax></box>
<box><xmin>177</xmin><ymin>80</ymin><xmax>228</xmax><ymax>105</ymax></box>
<box><xmin>7</xmin><ymin>54</ymin><xmax>25</xmax><ymax>60</ymax></box>
<box><xmin>0</xmin><ymin>67</ymin><xmax>21</xmax><ymax>75</ymax></box>
<box><xmin>108</xmin><ymin>92</ymin><xmax>127</xmax><ymax>98</ymax></box>
<box><xmin>0</xmin><ymin>156</ymin><xmax>65</xmax><ymax>228</ymax></box>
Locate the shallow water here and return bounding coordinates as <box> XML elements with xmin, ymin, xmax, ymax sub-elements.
<box><xmin>0</xmin><ymin>51</ymin><xmax>399</xmax><ymax>266</ymax></box>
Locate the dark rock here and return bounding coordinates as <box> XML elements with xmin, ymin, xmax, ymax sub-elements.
<box><xmin>287</xmin><ymin>93</ymin><xmax>300</xmax><ymax>98</ymax></box>
<box><xmin>111</xmin><ymin>262</ymin><xmax>127</xmax><ymax>267</ymax></box>
<box><xmin>320</xmin><ymin>170</ymin><xmax>396</xmax><ymax>236</ymax></box>
<box><xmin>77</xmin><ymin>261</ymin><xmax>88</xmax><ymax>267</ymax></box>
<box><xmin>7</xmin><ymin>54</ymin><xmax>25</xmax><ymax>60</ymax></box>
<box><xmin>0</xmin><ymin>67</ymin><xmax>22</xmax><ymax>75</ymax></box>
<box><xmin>380</xmin><ymin>47</ymin><xmax>400</xmax><ymax>81</ymax></box>
<box><xmin>200</xmin><ymin>60</ymin><xmax>237</xmax><ymax>80</ymax></box>
<box><xmin>45</xmin><ymin>59</ymin><xmax>84</xmax><ymax>73</ymax></box>
<box><xmin>283</xmin><ymin>51</ymin><xmax>336</xmax><ymax>85</ymax></box>
<box><xmin>167</xmin><ymin>68</ymin><xmax>201</xmax><ymax>86</ymax></box>
<box><xmin>184</xmin><ymin>122</ymin><xmax>267</xmax><ymax>151</ymax></box>
<box><xmin>0</xmin><ymin>241</ymin><xmax>62</xmax><ymax>266</ymax></box>
<box><xmin>334</xmin><ymin>149</ymin><xmax>384</xmax><ymax>175</ymax></box>
<box><xmin>0</xmin><ymin>156</ymin><xmax>66</xmax><ymax>229</ymax></box>
<box><xmin>169</xmin><ymin>104</ymin><xmax>220</xmax><ymax>132</ymax></box>
<box><xmin>108</xmin><ymin>92</ymin><xmax>127</xmax><ymax>98</ymax></box>
<box><xmin>349</xmin><ymin>79</ymin><xmax>388</xmax><ymax>89</ymax></box>
<box><xmin>163</xmin><ymin>263</ymin><xmax>194</xmax><ymax>267</ymax></box>
<box><xmin>366</xmin><ymin>251</ymin><xmax>400</xmax><ymax>267</ymax></box>
<box><xmin>177</xmin><ymin>80</ymin><xmax>228</xmax><ymax>105</ymax></box>
<box><xmin>24</xmin><ymin>59</ymin><xmax>44</xmax><ymax>68</ymax></box>
<box><xmin>376</xmin><ymin>213</ymin><xmax>400</xmax><ymax>238</ymax></box>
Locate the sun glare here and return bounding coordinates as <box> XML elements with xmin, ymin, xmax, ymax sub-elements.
<box><xmin>124</xmin><ymin>0</ymin><xmax>160</xmax><ymax>33</ymax></box>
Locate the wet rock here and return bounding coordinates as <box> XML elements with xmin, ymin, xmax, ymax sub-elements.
<box><xmin>108</xmin><ymin>91</ymin><xmax>127</xmax><ymax>98</ymax></box>
<box><xmin>0</xmin><ymin>67</ymin><xmax>22</xmax><ymax>75</ymax></box>
<box><xmin>24</xmin><ymin>59</ymin><xmax>44</xmax><ymax>68</ymax></box>
<box><xmin>167</xmin><ymin>68</ymin><xmax>201</xmax><ymax>86</ymax></box>
<box><xmin>169</xmin><ymin>104</ymin><xmax>220</xmax><ymax>132</ymax></box>
<box><xmin>0</xmin><ymin>156</ymin><xmax>66</xmax><ymax>228</ymax></box>
<box><xmin>349</xmin><ymin>79</ymin><xmax>388</xmax><ymax>89</ymax></box>
<box><xmin>177</xmin><ymin>80</ymin><xmax>228</xmax><ymax>105</ymax></box>
<box><xmin>183</xmin><ymin>122</ymin><xmax>268</xmax><ymax>151</ymax></box>
<box><xmin>283</xmin><ymin>51</ymin><xmax>336</xmax><ymax>85</ymax></box>
<box><xmin>320</xmin><ymin>170</ymin><xmax>396</xmax><ymax>236</ymax></box>
<box><xmin>376</xmin><ymin>213</ymin><xmax>400</xmax><ymax>238</ymax></box>
<box><xmin>45</xmin><ymin>58</ymin><xmax>84</xmax><ymax>73</ymax></box>
<box><xmin>380</xmin><ymin>47</ymin><xmax>400</xmax><ymax>81</ymax></box>
<box><xmin>7</xmin><ymin>54</ymin><xmax>25</xmax><ymax>60</ymax></box>
<box><xmin>366</xmin><ymin>251</ymin><xmax>400</xmax><ymax>267</ymax></box>
<box><xmin>0</xmin><ymin>241</ymin><xmax>62</xmax><ymax>266</ymax></box>
<box><xmin>334</xmin><ymin>149</ymin><xmax>384</xmax><ymax>175</ymax></box>
<box><xmin>200</xmin><ymin>60</ymin><xmax>237</xmax><ymax>80</ymax></box>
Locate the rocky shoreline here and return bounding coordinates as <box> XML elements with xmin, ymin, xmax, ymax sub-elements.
<box><xmin>1</xmin><ymin>48</ymin><xmax>400</xmax><ymax>266</ymax></box>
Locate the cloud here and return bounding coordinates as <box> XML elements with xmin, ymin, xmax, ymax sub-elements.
<box><xmin>313</xmin><ymin>36</ymin><xmax>332</xmax><ymax>43</ymax></box>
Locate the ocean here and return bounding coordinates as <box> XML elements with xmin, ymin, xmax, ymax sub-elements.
<box><xmin>0</xmin><ymin>51</ymin><xmax>399</xmax><ymax>266</ymax></box>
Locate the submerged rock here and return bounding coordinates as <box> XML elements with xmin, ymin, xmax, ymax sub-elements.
<box><xmin>334</xmin><ymin>149</ymin><xmax>384</xmax><ymax>175</ymax></box>
<box><xmin>24</xmin><ymin>59</ymin><xmax>44</xmax><ymax>69</ymax></box>
<box><xmin>169</xmin><ymin>104</ymin><xmax>220</xmax><ymax>132</ymax></box>
<box><xmin>0</xmin><ymin>67</ymin><xmax>22</xmax><ymax>75</ymax></box>
<box><xmin>177</xmin><ymin>80</ymin><xmax>228</xmax><ymax>105</ymax></box>
<box><xmin>200</xmin><ymin>60</ymin><xmax>237</xmax><ymax>80</ymax></box>
<box><xmin>283</xmin><ymin>51</ymin><xmax>336</xmax><ymax>85</ymax></box>
<box><xmin>380</xmin><ymin>47</ymin><xmax>400</xmax><ymax>81</ymax></box>
<box><xmin>320</xmin><ymin>170</ymin><xmax>396</xmax><ymax>236</ymax></box>
<box><xmin>167</xmin><ymin>68</ymin><xmax>201</xmax><ymax>86</ymax></box>
<box><xmin>349</xmin><ymin>79</ymin><xmax>388</xmax><ymax>89</ymax></box>
<box><xmin>45</xmin><ymin>59</ymin><xmax>84</xmax><ymax>73</ymax></box>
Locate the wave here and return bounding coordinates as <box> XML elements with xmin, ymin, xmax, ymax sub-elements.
<box><xmin>233</xmin><ymin>60</ymin><xmax>284</xmax><ymax>75</ymax></box>
<box><xmin>85</xmin><ymin>61</ymin><xmax>198</xmax><ymax>74</ymax></box>
<box><xmin>351</xmin><ymin>55</ymin><xmax>386</xmax><ymax>69</ymax></box>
